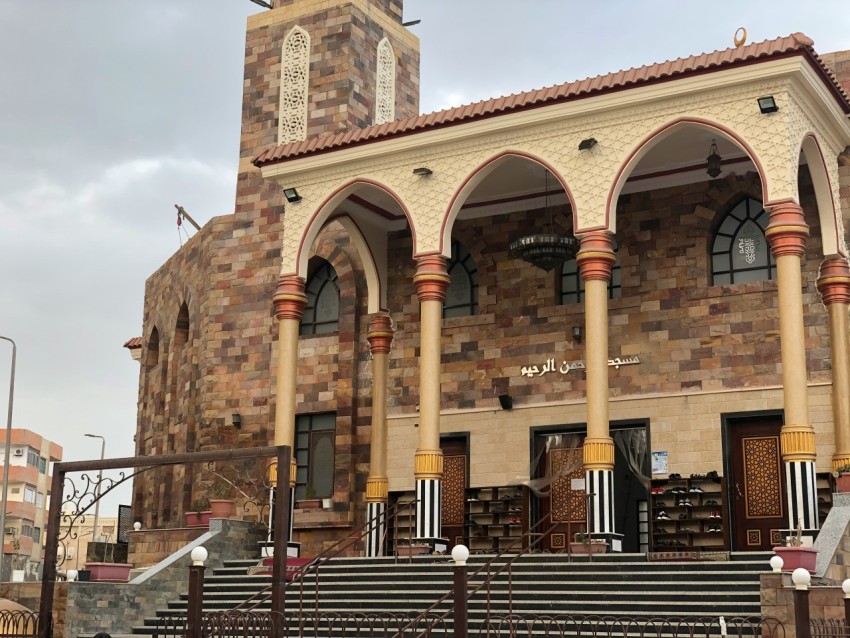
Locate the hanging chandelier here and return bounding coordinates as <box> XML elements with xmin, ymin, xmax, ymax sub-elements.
<box><xmin>509</xmin><ymin>170</ymin><xmax>578</xmax><ymax>271</ymax></box>
<box><xmin>706</xmin><ymin>139</ymin><xmax>722</xmax><ymax>178</ymax></box>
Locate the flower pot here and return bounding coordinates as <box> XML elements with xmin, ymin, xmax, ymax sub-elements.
<box><xmin>209</xmin><ymin>499</ymin><xmax>236</xmax><ymax>519</ymax></box>
<box><xmin>85</xmin><ymin>562</ymin><xmax>133</xmax><ymax>582</ymax></box>
<box><xmin>185</xmin><ymin>511</ymin><xmax>212</xmax><ymax>528</ymax></box>
<box><xmin>836</xmin><ymin>474</ymin><xmax>850</xmax><ymax>493</ymax></box>
<box><xmin>296</xmin><ymin>499</ymin><xmax>322</xmax><ymax>510</ymax></box>
<box><xmin>772</xmin><ymin>546</ymin><xmax>818</xmax><ymax>573</ymax></box>
<box><xmin>570</xmin><ymin>541</ymin><xmax>608</xmax><ymax>555</ymax></box>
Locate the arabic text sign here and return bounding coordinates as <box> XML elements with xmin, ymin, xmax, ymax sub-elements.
<box><xmin>519</xmin><ymin>356</ymin><xmax>640</xmax><ymax>378</ymax></box>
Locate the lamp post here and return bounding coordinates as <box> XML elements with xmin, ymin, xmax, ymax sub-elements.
<box><xmin>84</xmin><ymin>434</ymin><xmax>106</xmax><ymax>545</ymax></box>
<box><xmin>451</xmin><ymin>544</ymin><xmax>469</xmax><ymax>638</ymax></box>
<box><xmin>0</xmin><ymin>336</ymin><xmax>16</xmax><ymax>582</ymax></box>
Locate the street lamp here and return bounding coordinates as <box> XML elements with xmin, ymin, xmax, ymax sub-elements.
<box><xmin>84</xmin><ymin>434</ymin><xmax>106</xmax><ymax>544</ymax></box>
<box><xmin>0</xmin><ymin>336</ymin><xmax>16</xmax><ymax>582</ymax></box>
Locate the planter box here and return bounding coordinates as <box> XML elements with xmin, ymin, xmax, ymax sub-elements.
<box><xmin>185</xmin><ymin>511</ymin><xmax>212</xmax><ymax>528</ymax></box>
<box><xmin>570</xmin><ymin>541</ymin><xmax>608</xmax><ymax>555</ymax></box>
<box><xmin>836</xmin><ymin>474</ymin><xmax>850</xmax><ymax>493</ymax></box>
<box><xmin>209</xmin><ymin>499</ymin><xmax>236</xmax><ymax>519</ymax></box>
<box><xmin>85</xmin><ymin>562</ymin><xmax>133</xmax><ymax>582</ymax></box>
<box><xmin>772</xmin><ymin>546</ymin><xmax>818</xmax><ymax>573</ymax></box>
<box><xmin>296</xmin><ymin>499</ymin><xmax>322</xmax><ymax>510</ymax></box>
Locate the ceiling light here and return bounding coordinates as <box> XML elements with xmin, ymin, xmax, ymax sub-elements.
<box><xmin>706</xmin><ymin>139</ymin><xmax>722</xmax><ymax>179</ymax></box>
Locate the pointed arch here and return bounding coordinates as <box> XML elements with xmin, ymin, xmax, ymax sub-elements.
<box><xmin>301</xmin><ymin>260</ymin><xmax>340</xmax><ymax>335</ymax></box>
<box><xmin>145</xmin><ymin>326</ymin><xmax>160</xmax><ymax>369</ymax></box>
<box><xmin>375</xmin><ymin>37</ymin><xmax>396</xmax><ymax>125</ymax></box>
<box><xmin>332</xmin><ymin>215</ymin><xmax>383</xmax><ymax>313</ymax></box>
<box><xmin>443</xmin><ymin>150</ymin><xmax>577</xmax><ymax>257</ymax></box>
<box><xmin>607</xmin><ymin>118</ymin><xmax>770</xmax><ymax>233</ymax></box>
<box><xmin>278</xmin><ymin>25</ymin><xmax>311</xmax><ymax>144</ymax></box>
<box><xmin>799</xmin><ymin>134</ymin><xmax>844</xmax><ymax>257</ymax></box>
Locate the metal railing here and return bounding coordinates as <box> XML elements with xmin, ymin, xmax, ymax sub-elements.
<box><xmin>0</xmin><ymin>611</ymin><xmax>38</xmax><ymax>638</ymax></box>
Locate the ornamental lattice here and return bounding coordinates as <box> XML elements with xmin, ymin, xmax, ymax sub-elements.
<box><xmin>278</xmin><ymin>26</ymin><xmax>310</xmax><ymax>144</ymax></box>
<box><xmin>375</xmin><ymin>38</ymin><xmax>395</xmax><ymax>125</ymax></box>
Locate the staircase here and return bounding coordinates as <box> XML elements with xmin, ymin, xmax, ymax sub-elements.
<box><xmin>131</xmin><ymin>553</ymin><xmax>771</xmax><ymax>635</ymax></box>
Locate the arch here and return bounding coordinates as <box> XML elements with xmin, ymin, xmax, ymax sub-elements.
<box><xmin>278</xmin><ymin>25</ymin><xmax>311</xmax><ymax>144</ymax></box>
<box><xmin>443</xmin><ymin>240</ymin><xmax>479</xmax><ymax>318</ymax></box>
<box><xmin>607</xmin><ymin>118</ymin><xmax>770</xmax><ymax>234</ymax></box>
<box><xmin>560</xmin><ymin>238</ymin><xmax>621</xmax><ymax>304</ymax></box>
<box><xmin>301</xmin><ymin>259</ymin><xmax>340</xmax><ymax>335</ymax></box>
<box><xmin>799</xmin><ymin>134</ymin><xmax>844</xmax><ymax>257</ymax></box>
<box><xmin>375</xmin><ymin>37</ymin><xmax>396</xmax><ymax>125</ymax></box>
<box><xmin>294</xmin><ymin>177</ymin><xmax>414</xmax><ymax>278</ymax></box>
<box><xmin>145</xmin><ymin>326</ymin><xmax>160</xmax><ymax>369</ymax></box>
<box><xmin>443</xmin><ymin>150</ymin><xmax>577</xmax><ymax>257</ymax></box>
<box><xmin>710</xmin><ymin>196</ymin><xmax>775</xmax><ymax>285</ymax></box>
<box><xmin>174</xmin><ymin>302</ymin><xmax>190</xmax><ymax>347</ymax></box>
<box><xmin>331</xmin><ymin>215</ymin><xmax>383</xmax><ymax>313</ymax></box>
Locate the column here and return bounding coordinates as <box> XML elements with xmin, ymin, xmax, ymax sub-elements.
<box><xmin>765</xmin><ymin>201</ymin><xmax>818</xmax><ymax>530</ymax></box>
<box><xmin>412</xmin><ymin>255</ymin><xmax>450</xmax><ymax>541</ymax></box>
<box><xmin>816</xmin><ymin>257</ymin><xmax>850</xmax><ymax>472</ymax></box>
<box><xmin>366</xmin><ymin>313</ymin><xmax>394</xmax><ymax>557</ymax></box>
<box><xmin>576</xmin><ymin>231</ymin><xmax>617</xmax><ymax>540</ymax></box>
<box><xmin>272</xmin><ymin>274</ymin><xmax>308</xmax><ymax>544</ymax></box>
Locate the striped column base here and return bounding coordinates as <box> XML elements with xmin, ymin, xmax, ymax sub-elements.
<box><xmin>415</xmin><ymin>478</ymin><xmax>441</xmax><ymax>540</ymax></box>
<box><xmin>586</xmin><ymin>469</ymin><xmax>615</xmax><ymax>535</ymax></box>
<box><xmin>786</xmin><ymin>460</ymin><xmax>818</xmax><ymax>530</ymax></box>
<box><xmin>366</xmin><ymin>502</ymin><xmax>387</xmax><ymax>557</ymax></box>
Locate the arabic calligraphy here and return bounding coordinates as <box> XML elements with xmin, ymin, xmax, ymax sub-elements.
<box><xmin>520</xmin><ymin>355</ymin><xmax>641</xmax><ymax>378</ymax></box>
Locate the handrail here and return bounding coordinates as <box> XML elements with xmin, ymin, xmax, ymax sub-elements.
<box><xmin>236</xmin><ymin>498</ymin><xmax>417</xmax><ymax>613</ymax></box>
<box><xmin>391</xmin><ymin>509</ymin><xmax>562</xmax><ymax>638</ymax></box>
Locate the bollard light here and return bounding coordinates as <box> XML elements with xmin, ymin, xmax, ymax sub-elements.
<box><xmin>842</xmin><ymin>579</ymin><xmax>850</xmax><ymax>598</ymax></box>
<box><xmin>190</xmin><ymin>546</ymin><xmax>208</xmax><ymax>567</ymax></box>
<box><xmin>133</xmin><ymin>521</ymin><xmax>142</xmax><ymax>531</ymax></box>
<box><xmin>451</xmin><ymin>544</ymin><xmax>470</xmax><ymax>566</ymax></box>
<box><xmin>791</xmin><ymin>567</ymin><xmax>811</xmax><ymax>590</ymax></box>
<box><xmin>769</xmin><ymin>555</ymin><xmax>784</xmax><ymax>573</ymax></box>
<box><xmin>66</xmin><ymin>569</ymin><xmax>78</xmax><ymax>582</ymax></box>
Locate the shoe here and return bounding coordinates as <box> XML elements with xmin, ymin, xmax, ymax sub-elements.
<box><xmin>657</xmin><ymin>511</ymin><xmax>670</xmax><ymax>520</ymax></box>
<box><xmin>706</xmin><ymin>470</ymin><xmax>719</xmax><ymax>479</ymax></box>
<box><xmin>656</xmin><ymin>528</ymin><xmax>667</xmax><ymax>535</ymax></box>
<box><xmin>690</xmin><ymin>473</ymin><xmax>705</xmax><ymax>479</ymax></box>
<box><xmin>681</xmin><ymin>527</ymin><xmax>696</xmax><ymax>534</ymax></box>
<box><xmin>705</xmin><ymin>500</ymin><xmax>719</xmax><ymax>506</ymax></box>
<box><xmin>678</xmin><ymin>499</ymin><xmax>693</xmax><ymax>507</ymax></box>
<box><xmin>678</xmin><ymin>513</ymin><xmax>688</xmax><ymax>520</ymax></box>
<box><xmin>669</xmin><ymin>473</ymin><xmax>681</xmax><ymax>480</ymax></box>
<box><xmin>689</xmin><ymin>487</ymin><xmax>704</xmax><ymax>493</ymax></box>
<box><xmin>818</xmin><ymin>496</ymin><xmax>827</xmax><ymax>504</ymax></box>
<box><xmin>651</xmin><ymin>487</ymin><xmax>665</xmax><ymax>495</ymax></box>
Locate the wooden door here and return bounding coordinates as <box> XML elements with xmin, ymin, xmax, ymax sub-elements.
<box><xmin>534</xmin><ymin>434</ymin><xmax>586</xmax><ymax>552</ymax></box>
<box><xmin>728</xmin><ymin>416</ymin><xmax>787</xmax><ymax>550</ymax></box>
<box><xmin>441</xmin><ymin>436</ymin><xmax>468</xmax><ymax>545</ymax></box>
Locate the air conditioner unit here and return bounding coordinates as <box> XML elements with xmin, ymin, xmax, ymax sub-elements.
<box><xmin>13</xmin><ymin>450</ymin><xmax>22</xmax><ymax>457</ymax></box>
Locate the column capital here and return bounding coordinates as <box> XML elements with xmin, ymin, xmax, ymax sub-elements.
<box><xmin>817</xmin><ymin>257</ymin><xmax>850</xmax><ymax>306</ymax></box>
<box><xmin>414</xmin><ymin>449</ymin><xmax>444</xmax><ymax>479</ymax></box>
<box><xmin>766</xmin><ymin>200</ymin><xmax>809</xmax><ymax>258</ymax></box>
<box><xmin>272</xmin><ymin>274</ymin><xmax>308</xmax><ymax>320</ymax></box>
<box><xmin>583</xmin><ymin>437</ymin><xmax>615</xmax><ymax>471</ymax></box>
<box><xmin>576</xmin><ymin>231</ymin><xmax>616</xmax><ymax>281</ymax></box>
<box><xmin>780</xmin><ymin>424</ymin><xmax>816</xmax><ymax>462</ymax></box>
<box><xmin>367</xmin><ymin>314</ymin><xmax>394</xmax><ymax>354</ymax></box>
<box><xmin>413</xmin><ymin>255</ymin><xmax>450</xmax><ymax>303</ymax></box>
<box><xmin>366</xmin><ymin>477</ymin><xmax>389</xmax><ymax>502</ymax></box>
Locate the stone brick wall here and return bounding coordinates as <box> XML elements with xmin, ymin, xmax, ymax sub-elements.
<box><xmin>762</xmin><ymin>573</ymin><xmax>847</xmax><ymax>638</ymax></box>
<box><xmin>128</xmin><ymin>527</ymin><xmax>208</xmax><ymax>568</ymax></box>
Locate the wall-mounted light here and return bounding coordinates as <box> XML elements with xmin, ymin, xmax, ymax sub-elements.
<box><xmin>283</xmin><ymin>187</ymin><xmax>302</xmax><ymax>203</ymax></box>
<box><xmin>232</xmin><ymin>413</ymin><xmax>242</xmax><ymax>429</ymax></box>
<box><xmin>412</xmin><ymin>167</ymin><xmax>433</xmax><ymax>177</ymax></box>
<box><xmin>578</xmin><ymin>138</ymin><xmax>597</xmax><ymax>151</ymax></box>
<box><xmin>498</xmin><ymin>394</ymin><xmax>513</xmax><ymax>410</ymax></box>
<box><xmin>572</xmin><ymin>325</ymin><xmax>582</xmax><ymax>342</ymax></box>
<box><xmin>757</xmin><ymin>96</ymin><xmax>779</xmax><ymax>114</ymax></box>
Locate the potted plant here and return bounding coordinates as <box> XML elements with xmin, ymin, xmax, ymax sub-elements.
<box><xmin>296</xmin><ymin>485</ymin><xmax>322</xmax><ymax>509</ymax></box>
<box><xmin>773</xmin><ymin>518</ymin><xmax>818</xmax><ymax>572</ymax></box>
<box><xmin>185</xmin><ymin>497</ymin><xmax>212</xmax><ymax>527</ymax></box>
<box><xmin>85</xmin><ymin>531</ymin><xmax>133</xmax><ymax>582</ymax></box>
<box><xmin>209</xmin><ymin>478</ymin><xmax>236</xmax><ymax>519</ymax></box>
<box><xmin>835</xmin><ymin>465</ymin><xmax>850</xmax><ymax>493</ymax></box>
<box><xmin>570</xmin><ymin>532</ymin><xmax>608</xmax><ymax>555</ymax></box>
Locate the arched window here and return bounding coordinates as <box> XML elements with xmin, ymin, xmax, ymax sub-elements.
<box><xmin>174</xmin><ymin>303</ymin><xmax>190</xmax><ymax>347</ymax></box>
<box><xmin>559</xmin><ymin>240</ymin><xmax>621</xmax><ymax>305</ymax></box>
<box><xmin>443</xmin><ymin>241</ymin><xmax>479</xmax><ymax>319</ymax></box>
<box><xmin>375</xmin><ymin>37</ymin><xmax>396</xmax><ymax>125</ymax></box>
<box><xmin>145</xmin><ymin>327</ymin><xmax>160</xmax><ymax>369</ymax></box>
<box><xmin>301</xmin><ymin>262</ymin><xmax>339</xmax><ymax>335</ymax></box>
<box><xmin>711</xmin><ymin>198</ymin><xmax>775</xmax><ymax>285</ymax></box>
<box><xmin>278</xmin><ymin>26</ymin><xmax>310</xmax><ymax>144</ymax></box>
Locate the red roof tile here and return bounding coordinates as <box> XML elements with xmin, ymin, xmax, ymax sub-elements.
<box><xmin>254</xmin><ymin>33</ymin><xmax>849</xmax><ymax>167</ymax></box>
<box><xmin>123</xmin><ymin>337</ymin><xmax>142</xmax><ymax>350</ymax></box>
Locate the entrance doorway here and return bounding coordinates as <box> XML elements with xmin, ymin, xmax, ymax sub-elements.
<box><xmin>531</xmin><ymin>422</ymin><xmax>649</xmax><ymax>552</ymax></box>
<box><xmin>724</xmin><ymin>413</ymin><xmax>787</xmax><ymax>551</ymax></box>
<box><xmin>440</xmin><ymin>435</ymin><xmax>469</xmax><ymax>546</ymax></box>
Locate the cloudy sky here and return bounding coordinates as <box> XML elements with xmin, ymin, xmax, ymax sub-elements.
<box><xmin>0</xmin><ymin>1</ymin><xmax>848</xmax><ymax>513</ymax></box>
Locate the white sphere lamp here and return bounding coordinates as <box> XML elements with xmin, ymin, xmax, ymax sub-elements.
<box><xmin>842</xmin><ymin>579</ymin><xmax>850</xmax><ymax>598</ymax></box>
<box><xmin>66</xmin><ymin>569</ymin><xmax>78</xmax><ymax>582</ymax></box>
<box><xmin>769</xmin><ymin>555</ymin><xmax>784</xmax><ymax>573</ymax></box>
<box><xmin>451</xmin><ymin>544</ymin><xmax>469</xmax><ymax>566</ymax></box>
<box><xmin>791</xmin><ymin>567</ymin><xmax>811</xmax><ymax>590</ymax></box>
<box><xmin>133</xmin><ymin>521</ymin><xmax>142</xmax><ymax>531</ymax></box>
<box><xmin>190</xmin><ymin>546</ymin><xmax>209</xmax><ymax>567</ymax></box>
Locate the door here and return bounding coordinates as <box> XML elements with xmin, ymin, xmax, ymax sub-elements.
<box><xmin>533</xmin><ymin>431</ymin><xmax>586</xmax><ymax>551</ymax></box>
<box><xmin>727</xmin><ymin>415</ymin><xmax>787</xmax><ymax>550</ymax></box>
<box><xmin>440</xmin><ymin>436</ymin><xmax>468</xmax><ymax>546</ymax></box>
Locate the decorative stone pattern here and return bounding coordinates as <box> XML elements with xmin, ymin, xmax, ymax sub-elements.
<box><xmin>743</xmin><ymin>436</ymin><xmax>783</xmax><ymax>519</ymax></box>
<box><xmin>441</xmin><ymin>455</ymin><xmax>466</xmax><ymax>526</ymax></box>
<box><xmin>272</xmin><ymin>77</ymin><xmax>844</xmax><ymax>275</ymax></box>
<box><xmin>375</xmin><ymin>38</ymin><xmax>396</xmax><ymax>125</ymax></box>
<box><xmin>278</xmin><ymin>26</ymin><xmax>310</xmax><ymax>144</ymax></box>
<box><xmin>551</xmin><ymin>447</ymin><xmax>585</xmax><ymax>524</ymax></box>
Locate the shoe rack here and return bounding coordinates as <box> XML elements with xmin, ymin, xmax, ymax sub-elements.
<box><xmin>650</xmin><ymin>475</ymin><xmax>728</xmax><ymax>552</ymax></box>
<box><xmin>466</xmin><ymin>486</ymin><xmax>527</xmax><ymax>553</ymax></box>
<box><xmin>817</xmin><ymin>472</ymin><xmax>833</xmax><ymax>526</ymax></box>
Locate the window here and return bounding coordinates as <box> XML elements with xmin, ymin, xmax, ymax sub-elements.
<box><xmin>24</xmin><ymin>485</ymin><xmax>36</xmax><ymax>504</ymax></box>
<box><xmin>38</xmin><ymin>458</ymin><xmax>46</xmax><ymax>474</ymax></box>
<box><xmin>560</xmin><ymin>240</ymin><xmax>621</xmax><ymax>304</ymax></box>
<box><xmin>278</xmin><ymin>26</ymin><xmax>311</xmax><ymax>144</ymax></box>
<box><xmin>21</xmin><ymin>524</ymin><xmax>32</xmax><ymax>538</ymax></box>
<box><xmin>375</xmin><ymin>37</ymin><xmax>396</xmax><ymax>124</ymax></box>
<box><xmin>36</xmin><ymin>493</ymin><xmax>44</xmax><ymax>509</ymax></box>
<box><xmin>295</xmin><ymin>413</ymin><xmax>336</xmax><ymax>501</ymax></box>
<box><xmin>301</xmin><ymin>262</ymin><xmax>339</xmax><ymax>336</ymax></box>
<box><xmin>711</xmin><ymin>198</ymin><xmax>775</xmax><ymax>285</ymax></box>
<box><xmin>443</xmin><ymin>241</ymin><xmax>478</xmax><ymax>318</ymax></box>
<box><xmin>26</xmin><ymin>450</ymin><xmax>38</xmax><ymax>467</ymax></box>
<box><xmin>32</xmin><ymin>528</ymin><xmax>40</xmax><ymax>543</ymax></box>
